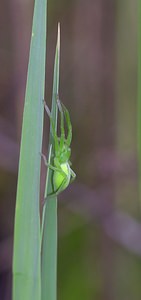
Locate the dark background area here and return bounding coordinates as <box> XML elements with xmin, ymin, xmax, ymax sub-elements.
<box><xmin>0</xmin><ymin>0</ymin><xmax>139</xmax><ymax>299</ymax></box>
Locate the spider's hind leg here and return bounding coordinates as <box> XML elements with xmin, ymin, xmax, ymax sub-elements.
<box><xmin>70</xmin><ymin>168</ymin><xmax>76</xmax><ymax>183</ymax></box>
<box><xmin>43</xmin><ymin>100</ymin><xmax>51</xmax><ymax>117</ymax></box>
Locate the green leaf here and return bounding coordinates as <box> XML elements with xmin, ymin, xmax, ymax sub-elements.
<box><xmin>41</xmin><ymin>24</ymin><xmax>60</xmax><ymax>300</ymax></box>
<box><xmin>12</xmin><ymin>0</ymin><xmax>47</xmax><ymax>299</ymax></box>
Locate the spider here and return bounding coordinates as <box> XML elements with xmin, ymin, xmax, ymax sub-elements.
<box><xmin>42</xmin><ymin>98</ymin><xmax>76</xmax><ymax>196</ymax></box>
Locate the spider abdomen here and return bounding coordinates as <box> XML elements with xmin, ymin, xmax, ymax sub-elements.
<box><xmin>53</xmin><ymin>162</ymin><xmax>71</xmax><ymax>193</ymax></box>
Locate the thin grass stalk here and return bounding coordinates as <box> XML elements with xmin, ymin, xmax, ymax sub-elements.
<box><xmin>41</xmin><ymin>24</ymin><xmax>60</xmax><ymax>300</ymax></box>
<box><xmin>138</xmin><ymin>0</ymin><xmax>141</xmax><ymax>199</ymax></box>
<box><xmin>12</xmin><ymin>0</ymin><xmax>47</xmax><ymax>299</ymax></box>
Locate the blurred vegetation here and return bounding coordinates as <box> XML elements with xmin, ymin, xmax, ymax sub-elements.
<box><xmin>0</xmin><ymin>0</ymin><xmax>139</xmax><ymax>299</ymax></box>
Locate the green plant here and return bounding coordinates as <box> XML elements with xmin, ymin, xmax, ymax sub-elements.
<box><xmin>12</xmin><ymin>1</ymin><xmax>75</xmax><ymax>299</ymax></box>
<box><xmin>138</xmin><ymin>0</ymin><xmax>141</xmax><ymax>188</ymax></box>
<box><xmin>12</xmin><ymin>0</ymin><xmax>47</xmax><ymax>299</ymax></box>
<box><xmin>41</xmin><ymin>24</ymin><xmax>60</xmax><ymax>300</ymax></box>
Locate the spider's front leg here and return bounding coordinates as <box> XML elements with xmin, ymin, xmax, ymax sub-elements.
<box><xmin>57</xmin><ymin>98</ymin><xmax>65</xmax><ymax>149</ymax></box>
<box><xmin>57</xmin><ymin>99</ymin><xmax>72</xmax><ymax>147</ymax></box>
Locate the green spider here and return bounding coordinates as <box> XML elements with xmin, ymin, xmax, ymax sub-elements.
<box><xmin>42</xmin><ymin>98</ymin><xmax>76</xmax><ymax>196</ymax></box>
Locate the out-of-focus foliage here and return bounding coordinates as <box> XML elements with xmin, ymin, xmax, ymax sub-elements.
<box><xmin>0</xmin><ymin>0</ymin><xmax>139</xmax><ymax>300</ymax></box>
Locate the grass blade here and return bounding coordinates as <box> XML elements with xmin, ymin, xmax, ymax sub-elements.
<box><xmin>41</xmin><ymin>24</ymin><xmax>60</xmax><ymax>300</ymax></box>
<box><xmin>139</xmin><ymin>0</ymin><xmax>141</xmax><ymax>198</ymax></box>
<box><xmin>12</xmin><ymin>0</ymin><xmax>47</xmax><ymax>299</ymax></box>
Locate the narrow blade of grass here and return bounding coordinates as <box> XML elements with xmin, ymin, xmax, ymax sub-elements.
<box><xmin>12</xmin><ymin>0</ymin><xmax>47</xmax><ymax>299</ymax></box>
<box><xmin>138</xmin><ymin>0</ymin><xmax>141</xmax><ymax>198</ymax></box>
<box><xmin>41</xmin><ymin>24</ymin><xmax>60</xmax><ymax>300</ymax></box>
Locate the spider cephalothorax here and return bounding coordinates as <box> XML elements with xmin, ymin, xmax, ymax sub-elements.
<box><xmin>43</xmin><ymin>98</ymin><xmax>76</xmax><ymax>196</ymax></box>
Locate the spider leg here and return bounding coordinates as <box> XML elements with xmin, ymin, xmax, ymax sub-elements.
<box><xmin>40</xmin><ymin>150</ymin><xmax>66</xmax><ymax>176</ymax></box>
<box><xmin>57</xmin><ymin>98</ymin><xmax>65</xmax><ymax>150</ymax></box>
<box><xmin>43</xmin><ymin>100</ymin><xmax>59</xmax><ymax>155</ymax></box>
<box><xmin>40</xmin><ymin>152</ymin><xmax>48</xmax><ymax>166</ymax></box>
<box><xmin>58</xmin><ymin>100</ymin><xmax>72</xmax><ymax>147</ymax></box>
<box><xmin>43</xmin><ymin>99</ymin><xmax>51</xmax><ymax>117</ymax></box>
<box><xmin>47</xmin><ymin>163</ymin><xmax>67</xmax><ymax>178</ymax></box>
<box><xmin>70</xmin><ymin>168</ymin><xmax>76</xmax><ymax>183</ymax></box>
<box><xmin>40</xmin><ymin>144</ymin><xmax>53</xmax><ymax>169</ymax></box>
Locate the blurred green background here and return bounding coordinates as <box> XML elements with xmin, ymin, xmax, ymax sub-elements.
<box><xmin>0</xmin><ymin>0</ymin><xmax>140</xmax><ymax>299</ymax></box>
